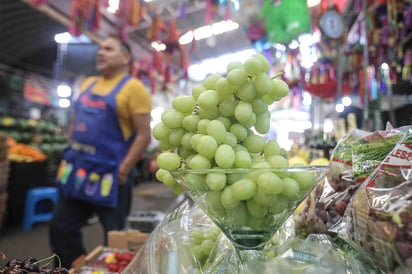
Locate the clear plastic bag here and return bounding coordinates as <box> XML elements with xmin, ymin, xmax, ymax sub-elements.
<box><xmin>121</xmin><ymin>197</ymin><xmax>239</xmax><ymax>274</ymax></box>
<box><xmin>341</xmin><ymin>129</ymin><xmax>412</xmax><ymax>273</ymax></box>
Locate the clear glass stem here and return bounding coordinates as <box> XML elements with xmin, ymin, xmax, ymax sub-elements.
<box><xmin>235</xmin><ymin>248</ymin><xmax>265</xmax><ymax>270</ymax></box>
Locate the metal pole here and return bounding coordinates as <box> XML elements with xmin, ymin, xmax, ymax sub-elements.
<box><xmin>361</xmin><ymin>0</ymin><xmax>370</xmax><ymax>130</ymax></box>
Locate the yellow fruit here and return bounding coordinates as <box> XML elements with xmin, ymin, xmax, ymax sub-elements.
<box><xmin>309</xmin><ymin>157</ymin><xmax>330</xmax><ymax>166</ymax></box>
<box><xmin>288</xmin><ymin>156</ymin><xmax>308</xmax><ymax>166</ymax></box>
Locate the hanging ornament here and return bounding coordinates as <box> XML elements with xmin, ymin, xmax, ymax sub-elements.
<box><xmin>69</xmin><ymin>0</ymin><xmax>101</xmax><ymax>37</ymax></box>
<box><xmin>29</xmin><ymin>0</ymin><xmax>48</xmax><ymax>6</ymax></box>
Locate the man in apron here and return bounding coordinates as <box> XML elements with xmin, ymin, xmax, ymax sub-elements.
<box><xmin>49</xmin><ymin>36</ymin><xmax>152</xmax><ymax>268</ymax></box>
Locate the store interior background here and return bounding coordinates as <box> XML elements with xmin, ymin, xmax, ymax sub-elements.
<box><xmin>0</xmin><ymin>0</ymin><xmax>412</xmax><ymax>166</ymax></box>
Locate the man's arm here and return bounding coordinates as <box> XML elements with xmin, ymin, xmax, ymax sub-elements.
<box><xmin>118</xmin><ymin>113</ymin><xmax>151</xmax><ymax>184</ymax></box>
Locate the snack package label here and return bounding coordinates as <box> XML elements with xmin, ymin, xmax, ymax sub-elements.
<box><xmin>382</xmin><ymin>143</ymin><xmax>412</xmax><ymax>168</ymax></box>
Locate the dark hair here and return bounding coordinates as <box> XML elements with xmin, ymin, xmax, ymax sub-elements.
<box><xmin>107</xmin><ymin>35</ymin><xmax>132</xmax><ymax>56</ymax></box>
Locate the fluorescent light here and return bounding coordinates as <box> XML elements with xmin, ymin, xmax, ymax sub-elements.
<box><xmin>57</xmin><ymin>84</ymin><xmax>72</xmax><ymax>98</ymax></box>
<box><xmin>54</xmin><ymin>32</ymin><xmax>71</xmax><ymax>44</ymax></box>
<box><xmin>335</xmin><ymin>103</ymin><xmax>344</xmax><ymax>113</ymax></box>
<box><xmin>323</xmin><ymin>118</ymin><xmax>334</xmax><ymax>133</ymax></box>
<box><xmin>58</xmin><ymin>98</ymin><xmax>71</xmax><ymax>108</ymax></box>
<box><xmin>342</xmin><ymin>96</ymin><xmax>352</xmax><ymax>106</ymax></box>
<box><xmin>178</xmin><ymin>20</ymin><xmax>239</xmax><ymax>45</ymax></box>
<box><xmin>307</xmin><ymin>0</ymin><xmax>321</xmax><ymax>8</ymax></box>
<box><xmin>107</xmin><ymin>0</ymin><xmax>119</xmax><ymax>13</ymax></box>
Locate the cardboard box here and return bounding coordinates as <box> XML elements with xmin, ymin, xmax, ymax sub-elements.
<box><xmin>108</xmin><ymin>229</ymin><xmax>150</xmax><ymax>252</ymax></box>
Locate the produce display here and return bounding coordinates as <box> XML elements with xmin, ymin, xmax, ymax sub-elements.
<box><xmin>0</xmin><ymin>253</ymin><xmax>69</xmax><ymax>273</ymax></box>
<box><xmin>294</xmin><ymin>126</ymin><xmax>404</xmax><ymax>235</ymax></box>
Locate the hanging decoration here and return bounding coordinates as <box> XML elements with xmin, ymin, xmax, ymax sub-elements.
<box><xmin>69</xmin><ymin>0</ymin><xmax>101</xmax><ymax>37</ymax></box>
<box><xmin>29</xmin><ymin>0</ymin><xmax>48</xmax><ymax>6</ymax></box>
<box><xmin>204</xmin><ymin>0</ymin><xmax>232</xmax><ymax>23</ymax></box>
<box><xmin>116</xmin><ymin>0</ymin><xmax>145</xmax><ymax>41</ymax></box>
<box><xmin>131</xmin><ymin>55</ymin><xmax>156</xmax><ymax>94</ymax></box>
<box><xmin>259</xmin><ymin>0</ymin><xmax>311</xmax><ymax>45</ymax></box>
<box><xmin>145</xmin><ymin>16</ymin><xmax>188</xmax><ymax>92</ymax></box>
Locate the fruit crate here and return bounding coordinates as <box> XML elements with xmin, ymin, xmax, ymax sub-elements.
<box><xmin>127</xmin><ymin>211</ymin><xmax>165</xmax><ymax>233</ymax></box>
<box><xmin>0</xmin><ymin>161</ymin><xmax>9</xmax><ymax>193</ymax></box>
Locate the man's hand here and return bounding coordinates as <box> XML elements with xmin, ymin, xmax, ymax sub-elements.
<box><xmin>118</xmin><ymin>162</ymin><xmax>130</xmax><ymax>184</ymax></box>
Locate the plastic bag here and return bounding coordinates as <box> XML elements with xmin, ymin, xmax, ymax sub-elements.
<box><xmin>122</xmin><ymin>198</ymin><xmax>238</xmax><ymax>274</ymax></box>
<box><xmin>241</xmin><ymin>233</ymin><xmax>380</xmax><ymax>274</ymax></box>
<box><xmin>294</xmin><ymin>128</ymin><xmax>369</xmax><ymax>235</ymax></box>
<box><xmin>341</xmin><ymin>129</ymin><xmax>412</xmax><ymax>273</ymax></box>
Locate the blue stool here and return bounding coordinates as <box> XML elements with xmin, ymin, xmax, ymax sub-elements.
<box><xmin>22</xmin><ymin>187</ymin><xmax>58</xmax><ymax>231</ymax></box>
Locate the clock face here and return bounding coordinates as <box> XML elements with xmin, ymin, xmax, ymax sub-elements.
<box><xmin>318</xmin><ymin>10</ymin><xmax>345</xmax><ymax>40</ymax></box>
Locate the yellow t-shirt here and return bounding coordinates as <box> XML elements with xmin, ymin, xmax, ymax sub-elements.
<box><xmin>79</xmin><ymin>72</ymin><xmax>152</xmax><ymax>140</ymax></box>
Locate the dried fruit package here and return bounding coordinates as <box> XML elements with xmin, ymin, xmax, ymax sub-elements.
<box><xmin>294</xmin><ymin>128</ymin><xmax>369</xmax><ymax>235</ymax></box>
<box><xmin>342</xmin><ymin>129</ymin><xmax>412</xmax><ymax>273</ymax></box>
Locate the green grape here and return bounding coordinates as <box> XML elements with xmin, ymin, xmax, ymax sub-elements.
<box><xmin>172</xmin><ymin>95</ymin><xmax>196</xmax><ymax>114</ymax></box>
<box><xmin>227</xmin><ymin>68</ymin><xmax>248</xmax><ymax>86</ymax></box>
<box><xmin>190</xmin><ymin>133</ymin><xmax>202</xmax><ymax>151</ymax></box>
<box><xmin>206</xmin><ymin>172</ymin><xmax>226</xmax><ymax>191</ymax></box>
<box><xmin>234</xmin><ymin>101</ymin><xmax>253</xmax><ymax>123</ymax></box>
<box><xmin>220</xmin><ymin>186</ymin><xmax>240</xmax><ymax>209</ymax></box>
<box><xmin>183</xmin><ymin>173</ymin><xmax>207</xmax><ymax>191</ymax></box>
<box><xmin>161</xmin><ymin>109</ymin><xmax>185</xmax><ymax>129</ymax></box>
<box><xmin>197</xmin><ymin>90</ymin><xmax>220</xmax><ymax>110</ymax></box>
<box><xmin>218</xmin><ymin>99</ymin><xmax>237</xmax><ymax>117</ymax></box>
<box><xmin>215</xmin><ymin>78</ymin><xmax>235</xmax><ymax>99</ymax></box>
<box><xmin>172</xmin><ymin>183</ymin><xmax>185</xmax><ymax>195</ymax></box>
<box><xmin>197</xmin><ymin>135</ymin><xmax>218</xmax><ymax>159</ymax></box>
<box><xmin>270</xmin><ymin>194</ymin><xmax>289</xmax><ymax>214</ymax></box>
<box><xmin>251</xmin><ymin>98</ymin><xmax>268</xmax><ymax>115</ymax></box>
<box><xmin>168</xmin><ymin>127</ymin><xmax>186</xmax><ymax>148</ymax></box>
<box><xmin>232</xmin><ymin>178</ymin><xmax>257</xmax><ymax>200</ymax></box>
<box><xmin>271</xmin><ymin>78</ymin><xmax>290</xmax><ymax>99</ymax></box>
<box><xmin>240</xmin><ymin>112</ymin><xmax>256</xmax><ymax>128</ymax></box>
<box><xmin>177</xmin><ymin>146</ymin><xmax>195</xmax><ymax>159</ymax></box>
<box><xmin>254</xmin><ymin>72</ymin><xmax>273</xmax><ymax>96</ymax></box>
<box><xmin>215</xmin><ymin>144</ymin><xmax>235</xmax><ymax>168</ymax></box>
<box><xmin>290</xmin><ymin>170</ymin><xmax>316</xmax><ymax>190</ymax></box>
<box><xmin>155</xmin><ymin>168</ymin><xmax>168</xmax><ymax>182</ymax></box>
<box><xmin>255</xmin><ymin>111</ymin><xmax>270</xmax><ymax>134</ymax></box>
<box><xmin>253</xmin><ymin>189</ymin><xmax>275</xmax><ymax>208</ymax></box>
<box><xmin>279</xmin><ymin>148</ymin><xmax>289</xmax><ymax>158</ymax></box>
<box><xmin>192</xmin><ymin>245</ymin><xmax>205</xmax><ymax>261</ymax></box>
<box><xmin>237</xmin><ymin>81</ymin><xmax>257</xmax><ymax>102</ymax></box>
<box><xmin>162</xmin><ymin>171</ymin><xmax>177</xmax><ymax>187</ymax></box>
<box><xmin>181</xmin><ymin>132</ymin><xmax>194</xmax><ymax>148</ymax></box>
<box><xmin>207</xmin><ymin>120</ymin><xmax>227</xmax><ymax>144</ymax></box>
<box><xmin>198</xmin><ymin>106</ymin><xmax>219</xmax><ymax>120</ymax></box>
<box><xmin>267</xmin><ymin>154</ymin><xmax>290</xmax><ymax>178</ymax></box>
<box><xmin>205</xmin><ymin>191</ymin><xmax>226</xmax><ymax>216</ymax></box>
<box><xmin>200</xmin><ymin>239</ymin><xmax>215</xmax><ymax>256</ymax></box>
<box><xmin>261</xmin><ymin>94</ymin><xmax>275</xmax><ymax>105</ymax></box>
<box><xmin>242</xmin><ymin>134</ymin><xmax>265</xmax><ymax>154</ymax></box>
<box><xmin>152</xmin><ymin>122</ymin><xmax>170</xmax><ymax>140</ymax></box>
<box><xmin>234</xmin><ymin>144</ymin><xmax>248</xmax><ymax>152</ymax></box>
<box><xmin>159</xmin><ymin>139</ymin><xmax>171</xmax><ymax>150</ymax></box>
<box><xmin>192</xmin><ymin>84</ymin><xmax>206</xmax><ymax>100</ymax></box>
<box><xmin>156</xmin><ymin>152</ymin><xmax>181</xmax><ymax>170</ymax></box>
<box><xmin>203</xmin><ymin>74</ymin><xmax>223</xmax><ymax>90</ymax></box>
<box><xmin>227</xmin><ymin>61</ymin><xmax>244</xmax><ymax>72</ymax></box>
<box><xmin>257</xmin><ymin>172</ymin><xmax>284</xmax><ymax>195</ymax></box>
<box><xmin>190</xmin><ymin>230</ymin><xmax>205</xmax><ymax>245</ymax></box>
<box><xmin>251</xmin><ymin>53</ymin><xmax>270</xmax><ymax>73</ymax></box>
<box><xmin>224</xmin><ymin>132</ymin><xmax>237</xmax><ymax>148</ymax></box>
<box><xmin>230</xmin><ymin>124</ymin><xmax>248</xmax><ymax>142</ymax></box>
<box><xmin>246</xmin><ymin>214</ymin><xmax>264</xmax><ymax>229</ymax></box>
<box><xmin>216</xmin><ymin>116</ymin><xmax>231</xmax><ymax>131</ymax></box>
<box><xmin>197</xmin><ymin>119</ymin><xmax>211</xmax><ymax>134</ymax></box>
<box><xmin>227</xmin><ymin>172</ymin><xmax>244</xmax><ymax>185</ymax></box>
<box><xmin>182</xmin><ymin>114</ymin><xmax>201</xmax><ymax>132</ymax></box>
<box><xmin>246</xmin><ymin>199</ymin><xmax>268</xmax><ymax>218</ymax></box>
<box><xmin>248</xmin><ymin>160</ymin><xmax>271</xmax><ymax>180</ymax></box>
<box><xmin>244</xmin><ymin>56</ymin><xmax>262</xmax><ymax>76</ymax></box>
<box><xmin>189</xmin><ymin>154</ymin><xmax>212</xmax><ymax>169</ymax></box>
<box><xmin>263</xmin><ymin>140</ymin><xmax>280</xmax><ymax>157</ymax></box>
<box><xmin>234</xmin><ymin>150</ymin><xmax>252</xmax><ymax>168</ymax></box>
<box><xmin>226</xmin><ymin>202</ymin><xmax>248</xmax><ymax>228</ymax></box>
<box><xmin>281</xmin><ymin>177</ymin><xmax>300</xmax><ymax>199</ymax></box>
<box><xmin>205</xmin><ymin>227</ymin><xmax>221</xmax><ymax>240</ymax></box>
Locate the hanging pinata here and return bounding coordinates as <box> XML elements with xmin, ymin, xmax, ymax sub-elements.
<box><xmin>69</xmin><ymin>0</ymin><xmax>101</xmax><ymax>37</ymax></box>
<box><xmin>260</xmin><ymin>0</ymin><xmax>311</xmax><ymax>44</ymax></box>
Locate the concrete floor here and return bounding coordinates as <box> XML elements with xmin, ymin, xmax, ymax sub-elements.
<box><xmin>0</xmin><ymin>182</ymin><xmax>183</xmax><ymax>266</ymax></box>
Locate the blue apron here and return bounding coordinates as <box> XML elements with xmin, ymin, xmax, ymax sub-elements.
<box><xmin>56</xmin><ymin>75</ymin><xmax>133</xmax><ymax>208</ymax></box>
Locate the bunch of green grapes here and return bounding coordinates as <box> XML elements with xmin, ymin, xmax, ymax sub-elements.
<box><xmin>188</xmin><ymin>227</ymin><xmax>221</xmax><ymax>268</ymax></box>
<box><xmin>153</xmin><ymin>53</ymin><xmax>316</xmax><ymax>221</ymax></box>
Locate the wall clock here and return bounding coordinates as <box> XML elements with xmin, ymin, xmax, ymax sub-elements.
<box><xmin>318</xmin><ymin>9</ymin><xmax>345</xmax><ymax>40</ymax></box>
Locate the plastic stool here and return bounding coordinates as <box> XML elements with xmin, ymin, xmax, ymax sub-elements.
<box><xmin>22</xmin><ymin>187</ymin><xmax>58</xmax><ymax>231</ymax></box>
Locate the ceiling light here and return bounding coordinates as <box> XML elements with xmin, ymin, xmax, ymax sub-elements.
<box><xmin>335</xmin><ymin>103</ymin><xmax>344</xmax><ymax>113</ymax></box>
<box><xmin>54</xmin><ymin>32</ymin><xmax>71</xmax><ymax>44</ymax></box>
<box><xmin>307</xmin><ymin>0</ymin><xmax>321</xmax><ymax>8</ymax></box>
<box><xmin>151</xmin><ymin>41</ymin><xmax>166</xmax><ymax>51</ymax></box>
<box><xmin>179</xmin><ymin>20</ymin><xmax>239</xmax><ymax>45</ymax></box>
<box><xmin>107</xmin><ymin>0</ymin><xmax>119</xmax><ymax>13</ymax></box>
<box><xmin>58</xmin><ymin>98</ymin><xmax>71</xmax><ymax>108</ymax></box>
<box><xmin>57</xmin><ymin>84</ymin><xmax>72</xmax><ymax>98</ymax></box>
<box><xmin>342</xmin><ymin>96</ymin><xmax>352</xmax><ymax>106</ymax></box>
